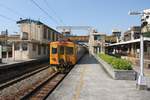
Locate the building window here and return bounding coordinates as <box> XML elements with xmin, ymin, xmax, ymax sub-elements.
<box><xmin>43</xmin><ymin>27</ymin><xmax>47</xmax><ymax>39</ymax></box>
<box><xmin>32</xmin><ymin>44</ymin><xmax>36</xmax><ymax>51</ymax></box>
<box><xmin>94</xmin><ymin>35</ymin><xmax>101</xmax><ymax>40</ymax></box>
<box><xmin>146</xmin><ymin>16</ymin><xmax>149</xmax><ymax>19</ymax></box>
<box><xmin>21</xmin><ymin>32</ymin><xmax>28</xmax><ymax>40</ymax></box>
<box><xmin>48</xmin><ymin>30</ymin><xmax>51</xmax><ymax>41</ymax></box>
<box><xmin>15</xmin><ymin>43</ymin><xmax>20</xmax><ymax>50</ymax></box>
<box><xmin>38</xmin><ymin>45</ymin><xmax>41</xmax><ymax>55</ymax></box>
<box><xmin>66</xmin><ymin>47</ymin><xmax>73</xmax><ymax>55</ymax></box>
<box><xmin>43</xmin><ymin>46</ymin><xmax>46</xmax><ymax>54</ymax></box>
<box><xmin>52</xmin><ymin>32</ymin><xmax>55</xmax><ymax>41</ymax></box>
<box><xmin>22</xmin><ymin>43</ymin><xmax>28</xmax><ymax>51</ymax></box>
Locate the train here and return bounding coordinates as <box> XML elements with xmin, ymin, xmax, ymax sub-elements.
<box><xmin>49</xmin><ymin>40</ymin><xmax>87</xmax><ymax>71</ymax></box>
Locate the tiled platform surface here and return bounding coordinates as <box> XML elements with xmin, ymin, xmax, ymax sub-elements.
<box><xmin>47</xmin><ymin>54</ymin><xmax>150</xmax><ymax>100</ymax></box>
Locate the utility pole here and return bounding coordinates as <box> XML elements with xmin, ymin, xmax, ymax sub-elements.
<box><xmin>128</xmin><ymin>10</ymin><xmax>150</xmax><ymax>90</ymax></box>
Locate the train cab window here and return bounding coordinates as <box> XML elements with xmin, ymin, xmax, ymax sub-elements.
<box><xmin>66</xmin><ymin>47</ymin><xmax>73</xmax><ymax>55</ymax></box>
<box><xmin>52</xmin><ymin>47</ymin><xmax>57</xmax><ymax>54</ymax></box>
<box><xmin>59</xmin><ymin>46</ymin><xmax>64</xmax><ymax>54</ymax></box>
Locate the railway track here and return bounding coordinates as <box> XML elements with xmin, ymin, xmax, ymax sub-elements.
<box><xmin>0</xmin><ymin>59</ymin><xmax>77</xmax><ymax>99</ymax></box>
<box><xmin>0</xmin><ymin>63</ymin><xmax>49</xmax><ymax>90</ymax></box>
<box><xmin>0</xmin><ymin>61</ymin><xmax>49</xmax><ymax>84</ymax></box>
<box><xmin>21</xmin><ymin>72</ymin><xmax>65</xmax><ymax>100</ymax></box>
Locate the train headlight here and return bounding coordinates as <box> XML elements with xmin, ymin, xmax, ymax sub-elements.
<box><xmin>52</xmin><ymin>58</ymin><xmax>56</xmax><ymax>61</ymax></box>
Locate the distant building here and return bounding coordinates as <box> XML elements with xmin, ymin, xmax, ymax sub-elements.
<box><xmin>124</xmin><ymin>26</ymin><xmax>141</xmax><ymax>41</ymax></box>
<box><xmin>89</xmin><ymin>31</ymin><xmax>106</xmax><ymax>54</ymax></box>
<box><xmin>0</xmin><ymin>19</ymin><xmax>62</xmax><ymax>61</ymax></box>
<box><xmin>106</xmin><ymin>25</ymin><xmax>150</xmax><ymax>68</ymax></box>
<box><xmin>65</xmin><ymin>35</ymin><xmax>89</xmax><ymax>42</ymax></box>
<box><xmin>141</xmin><ymin>9</ymin><xmax>150</xmax><ymax>33</ymax></box>
<box><xmin>112</xmin><ymin>29</ymin><xmax>121</xmax><ymax>42</ymax></box>
<box><xmin>105</xmin><ymin>35</ymin><xmax>117</xmax><ymax>44</ymax></box>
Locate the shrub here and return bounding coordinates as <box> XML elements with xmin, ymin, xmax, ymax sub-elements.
<box><xmin>98</xmin><ymin>53</ymin><xmax>132</xmax><ymax>70</ymax></box>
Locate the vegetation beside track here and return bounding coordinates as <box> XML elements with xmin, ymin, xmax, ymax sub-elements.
<box><xmin>98</xmin><ymin>53</ymin><xmax>132</xmax><ymax>70</ymax></box>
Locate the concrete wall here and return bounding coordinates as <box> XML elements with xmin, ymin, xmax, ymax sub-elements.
<box><xmin>28</xmin><ymin>43</ymin><xmax>48</xmax><ymax>59</ymax></box>
<box><xmin>12</xmin><ymin>42</ymin><xmax>48</xmax><ymax>60</ymax></box>
<box><xmin>14</xmin><ymin>50</ymin><xmax>29</xmax><ymax>60</ymax></box>
<box><xmin>12</xmin><ymin>20</ymin><xmax>61</xmax><ymax>60</ymax></box>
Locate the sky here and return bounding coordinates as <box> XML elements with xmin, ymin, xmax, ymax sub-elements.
<box><xmin>0</xmin><ymin>0</ymin><xmax>149</xmax><ymax>35</ymax></box>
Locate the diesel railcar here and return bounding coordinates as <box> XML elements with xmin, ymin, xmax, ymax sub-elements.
<box><xmin>49</xmin><ymin>40</ymin><xmax>86</xmax><ymax>70</ymax></box>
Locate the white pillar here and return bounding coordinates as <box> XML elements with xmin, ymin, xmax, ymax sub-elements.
<box><xmin>131</xmin><ymin>31</ymin><xmax>134</xmax><ymax>40</ymax></box>
<box><xmin>6</xmin><ymin>51</ymin><xmax>9</xmax><ymax>62</ymax></box>
<box><xmin>20</xmin><ymin>42</ymin><xmax>23</xmax><ymax>60</ymax></box>
<box><xmin>12</xmin><ymin>42</ymin><xmax>15</xmax><ymax>61</ymax></box>
<box><xmin>97</xmin><ymin>47</ymin><xmax>99</xmax><ymax>54</ymax></box>
<box><xmin>137</xmin><ymin>33</ymin><xmax>147</xmax><ymax>90</ymax></box>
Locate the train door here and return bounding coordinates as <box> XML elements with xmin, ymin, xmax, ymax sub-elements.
<box><xmin>58</xmin><ymin>45</ymin><xmax>65</xmax><ymax>65</ymax></box>
<box><xmin>50</xmin><ymin>43</ymin><xmax>58</xmax><ymax>65</ymax></box>
<box><xmin>66</xmin><ymin>45</ymin><xmax>76</xmax><ymax>65</ymax></box>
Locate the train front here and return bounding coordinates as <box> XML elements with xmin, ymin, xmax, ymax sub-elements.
<box><xmin>49</xmin><ymin>41</ymin><xmax>77</xmax><ymax>68</ymax></box>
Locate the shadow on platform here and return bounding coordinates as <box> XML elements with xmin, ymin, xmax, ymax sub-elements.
<box><xmin>77</xmin><ymin>54</ymin><xmax>99</xmax><ymax>65</ymax></box>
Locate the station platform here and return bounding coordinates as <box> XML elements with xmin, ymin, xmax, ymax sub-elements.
<box><xmin>47</xmin><ymin>54</ymin><xmax>150</xmax><ymax>100</ymax></box>
<box><xmin>0</xmin><ymin>57</ymin><xmax>48</xmax><ymax>69</ymax></box>
<box><xmin>0</xmin><ymin>58</ymin><xmax>31</xmax><ymax>66</ymax></box>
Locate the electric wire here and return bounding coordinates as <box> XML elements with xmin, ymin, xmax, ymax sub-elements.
<box><xmin>0</xmin><ymin>3</ymin><xmax>25</xmax><ymax>18</ymax></box>
<box><xmin>0</xmin><ymin>14</ymin><xmax>16</xmax><ymax>22</ymax></box>
<box><xmin>30</xmin><ymin>0</ymin><xmax>60</xmax><ymax>25</ymax></box>
<box><xmin>43</xmin><ymin>0</ymin><xmax>64</xmax><ymax>25</ymax></box>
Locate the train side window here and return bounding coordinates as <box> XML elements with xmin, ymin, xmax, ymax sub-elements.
<box><xmin>52</xmin><ymin>47</ymin><xmax>57</xmax><ymax>54</ymax></box>
<box><xmin>59</xmin><ymin>46</ymin><xmax>64</xmax><ymax>54</ymax></box>
<box><xmin>66</xmin><ymin>47</ymin><xmax>73</xmax><ymax>55</ymax></box>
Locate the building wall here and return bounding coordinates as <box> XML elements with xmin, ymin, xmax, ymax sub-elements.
<box><xmin>12</xmin><ymin>19</ymin><xmax>62</xmax><ymax>60</ymax></box>
<box><xmin>124</xmin><ymin>26</ymin><xmax>141</xmax><ymax>41</ymax></box>
<box><xmin>13</xmin><ymin>42</ymin><xmax>49</xmax><ymax>60</ymax></box>
<box><xmin>89</xmin><ymin>32</ymin><xmax>105</xmax><ymax>54</ymax></box>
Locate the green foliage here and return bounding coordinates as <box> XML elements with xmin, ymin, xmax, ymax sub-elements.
<box><xmin>98</xmin><ymin>53</ymin><xmax>132</xmax><ymax>70</ymax></box>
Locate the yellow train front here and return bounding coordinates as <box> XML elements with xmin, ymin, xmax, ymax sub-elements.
<box><xmin>49</xmin><ymin>40</ymin><xmax>86</xmax><ymax>71</ymax></box>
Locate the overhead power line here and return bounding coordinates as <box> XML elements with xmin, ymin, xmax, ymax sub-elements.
<box><xmin>0</xmin><ymin>14</ymin><xmax>16</xmax><ymax>22</ymax></box>
<box><xmin>30</xmin><ymin>0</ymin><xmax>60</xmax><ymax>25</ymax></box>
<box><xmin>43</xmin><ymin>0</ymin><xmax>64</xmax><ymax>25</ymax></box>
<box><xmin>0</xmin><ymin>3</ymin><xmax>25</xmax><ymax>18</ymax></box>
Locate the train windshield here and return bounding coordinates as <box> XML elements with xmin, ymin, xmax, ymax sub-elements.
<box><xmin>66</xmin><ymin>47</ymin><xmax>73</xmax><ymax>55</ymax></box>
<box><xmin>52</xmin><ymin>47</ymin><xmax>57</xmax><ymax>54</ymax></box>
<box><xmin>59</xmin><ymin>46</ymin><xmax>64</xmax><ymax>54</ymax></box>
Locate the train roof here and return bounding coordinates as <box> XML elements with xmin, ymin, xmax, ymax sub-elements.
<box><xmin>50</xmin><ymin>40</ymin><xmax>75</xmax><ymax>45</ymax></box>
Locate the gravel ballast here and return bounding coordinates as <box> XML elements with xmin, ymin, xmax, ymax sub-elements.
<box><xmin>0</xmin><ymin>67</ymin><xmax>55</xmax><ymax>100</ymax></box>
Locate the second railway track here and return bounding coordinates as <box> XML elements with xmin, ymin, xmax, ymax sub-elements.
<box><xmin>21</xmin><ymin>72</ymin><xmax>65</xmax><ymax>100</ymax></box>
<box><xmin>0</xmin><ymin>58</ymin><xmax>77</xmax><ymax>99</ymax></box>
<box><xmin>0</xmin><ymin>63</ymin><xmax>49</xmax><ymax>90</ymax></box>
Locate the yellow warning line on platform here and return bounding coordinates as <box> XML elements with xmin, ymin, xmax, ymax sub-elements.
<box><xmin>72</xmin><ymin>66</ymin><xmax>86</xmax><ymax>100</ymax></box>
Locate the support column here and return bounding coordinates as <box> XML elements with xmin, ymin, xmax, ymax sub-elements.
<box><xmin>97</xmin><ymin>47</ymin><xmax>99</xmax><ymax>54</ymax></box>
<box><xmin>20</xmin><ymin>42</ymin><xmax>23</xmax><ymax>60</ymax></box>
<box><xmin>131</xmin><ymin>43</ymin><xmax>134</xmax><ymax>57</ymax></box>
<box><xmin>12</xmin><ymin>42</ymin><xmax>15</xmax><ymax>61</ymax></box>
<box><xmin>137</xmin><ymin>33</ymin><xmax>147</xmax><ymax>90</ymax></box>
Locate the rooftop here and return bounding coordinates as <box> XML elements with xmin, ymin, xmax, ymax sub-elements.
<box><xmin>16</xmin><ymin>19</ymin><xmax>43</xmax><ymax>25</ymax></box>
<box><xmin>16</xmin><ymin>19</ymin><xmax>61</xmax><ymax>34</ymax></box>
<box><xmin>107</xmin><ymin>37</ymin><xmax>150</xmax><ymax>46</ymax></box>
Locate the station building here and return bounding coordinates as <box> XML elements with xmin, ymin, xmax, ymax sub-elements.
<box><xmin>89</xmin><ymin>30</ymin><xmax>106</xmax><ymax>54</ymax></box>
<box><xmin>106</xmin><ymin>9</ymin><xmax>150</xmax><ymax>68</ymax></box>
<box><xmin>0</xmin><ymin>19</ymin><xmax>62</xmax><ymax>61</ymax></box>
<box><xmin>106</xmin><ymin>26</ymin><xmax>150</xmax><ymax>68</ymax></box>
